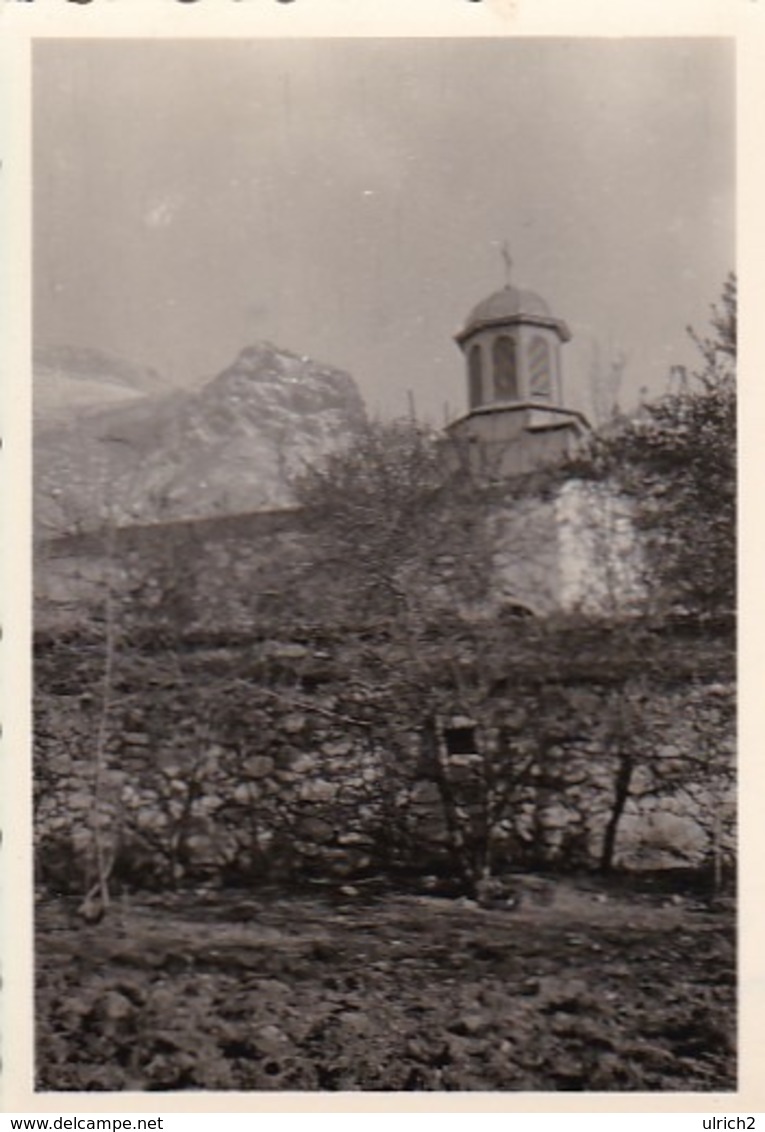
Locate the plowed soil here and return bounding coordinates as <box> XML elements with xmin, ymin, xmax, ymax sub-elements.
<box><xmin>36</xmin><ymin>879</ymin><xmax>735</xmax><ymax>1092</ymax></box>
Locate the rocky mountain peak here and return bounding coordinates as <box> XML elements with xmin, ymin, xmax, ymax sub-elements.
<box><xmin>34</xmin><ymin>341</ymin><xmax>367</xmax><ymax>537</ymax></box>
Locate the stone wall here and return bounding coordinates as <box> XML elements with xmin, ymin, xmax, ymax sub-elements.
<box><xmin>35</xmin><ymin>509</ymin><xmax>301</xmax><ymax>634</ymax></box>
<box><xmin>34</xmin><ymin>628</ymin><xmax>736</xmax><ymax>894</ymax></box>
<box><xmin>36</xmin><ymin>476</ymin><xmax>647</xmax><ymax>637</ymax></box>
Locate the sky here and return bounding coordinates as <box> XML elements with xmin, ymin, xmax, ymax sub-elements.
<box><xmin>33</xmin><ymin>37</ymin><xmax>734</xmax><ymax>424</ymax></box>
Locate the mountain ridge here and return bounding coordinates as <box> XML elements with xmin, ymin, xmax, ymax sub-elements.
<box><xmin>34</xmin><ymin>341</ymin><xmax>367</xmax><ymax>536</ymax></box>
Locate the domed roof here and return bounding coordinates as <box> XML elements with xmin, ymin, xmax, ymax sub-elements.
<box><xmin>467</xmin><ymin>284</ymin><xmax>552</xmax><ymax>326</ymax></box>
<box><xmin>457</xmin><ymin>283</ymin><xmax>571</xmax><ymax>344</ymax></box>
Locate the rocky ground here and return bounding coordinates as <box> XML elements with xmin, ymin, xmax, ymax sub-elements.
<box><xmin>36</xmin><ymin>877</ymin><xmax>735</xmax><ymax>1092</ymax></box>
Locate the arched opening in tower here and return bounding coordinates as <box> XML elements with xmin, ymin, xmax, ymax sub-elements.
<box><xmin>492</xmin><ymin>335</ymin><xmax>519</xmax><ymax>400</ymax></box>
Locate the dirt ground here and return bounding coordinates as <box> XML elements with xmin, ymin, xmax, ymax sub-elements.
<box><xmin>35</xmin><ymin>877</ymin><xmax>736</xmax><ymax>1092</ymax></box>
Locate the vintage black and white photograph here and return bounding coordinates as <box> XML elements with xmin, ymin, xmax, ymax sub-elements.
<box><xmin>32</xmin><ymin>35</ymin><xmax>736</xmax><ymax>1092</ymax></box>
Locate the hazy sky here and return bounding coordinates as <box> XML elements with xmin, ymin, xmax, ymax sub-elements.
<box><xmin>34</xmin><ymin>37</ymin><xmax>734</xmax><ymax>422</ymax></box>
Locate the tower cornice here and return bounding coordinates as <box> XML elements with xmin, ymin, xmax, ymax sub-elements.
<box><xmin>455</xmin><ymin>313</ymin><xmax>572</xmax><ymax>347</ymax></box>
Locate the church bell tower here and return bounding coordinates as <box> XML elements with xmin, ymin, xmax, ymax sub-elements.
<box><xmin>448</xmin><ymin>253</ymin><xmax>589</xmax><ymax>477</ymax></box>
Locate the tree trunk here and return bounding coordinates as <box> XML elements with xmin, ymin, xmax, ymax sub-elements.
<box><xmin>711</xmin><ymin>802</ymin><xmax>723</xmax><ymax>895</ymax></box>
<box><xmin>599</xmin><ymin>753</ymin><xmax>634</xmax><ymax>873</ymax></box>
<box><xmin>89</xmin><ymin>531</ymin><xmax>117</xmax><ymax>913</ymax></box>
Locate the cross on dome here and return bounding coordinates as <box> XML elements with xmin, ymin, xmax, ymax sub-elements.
<box><xmin>500</xmin><ymin>241</ymin><xmax>513</xmax><ymax>288</ymax></box>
